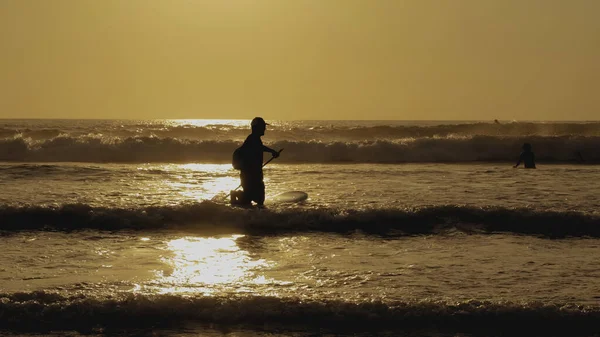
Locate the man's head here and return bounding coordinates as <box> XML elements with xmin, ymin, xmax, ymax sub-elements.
<box><xmin>251</xmin><ymin>117</ymin><xmax>269</xmax><ymax>136</ymax></box>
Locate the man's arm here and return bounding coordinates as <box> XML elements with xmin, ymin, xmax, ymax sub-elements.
<box><xmin>262</xmin><ymin>145</ymin><xmax>280</xmax><ymax>158</ymax></box>
<box><xmin>513</xmin><ymin>152</ymin><xmax>523</xmax><ymax>168</ymax></box>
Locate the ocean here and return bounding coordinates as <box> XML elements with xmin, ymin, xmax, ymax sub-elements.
<box><xmin>1</xmin><ymin>119</ymin><xmax>599</xmax><ymax>337</ymax></box>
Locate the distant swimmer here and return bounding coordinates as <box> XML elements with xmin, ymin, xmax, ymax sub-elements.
<box><xmin>513</xmin><ymin>143</ymin><xmax>536</xmax><ymax>169</ymax></box>
<box><xmin>494</xmin><ymin>119</ymin><xmax>501</xmax><ymax>125</ymax></box>
<box><xmin>230</xmin><ymin>117</ymin><xmax>280</xmax><ymax>207</ymax></box>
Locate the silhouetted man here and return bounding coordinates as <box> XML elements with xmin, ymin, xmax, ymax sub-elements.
<box><xmin>514</xmin><ymin>143</ymin><xmax>536</xmax><ymax>169</ymax></box>
<box><xmin>231</xmin><ymin>117</ymin><xmax>280</xmax><ymax>206</ymax></box>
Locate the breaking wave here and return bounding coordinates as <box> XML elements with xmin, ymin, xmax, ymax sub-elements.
<box><xmin>2</xmin><ymin>121</ymin><xmax>600</xmax><ymax>141</ymax></box>
<box><xmin>1</xmin><ymin>202</ymin><xmax>598</xmax><ymax>238</ymax></box>
<box><xmin>0</xmin><ymin>291</ymin><xmax>598</xmax><ymax>334</ymax></box>
<box><xmin>0</xmin><ymin>135</ymin><xmax>598</xmax><ymax>163</ymax></box>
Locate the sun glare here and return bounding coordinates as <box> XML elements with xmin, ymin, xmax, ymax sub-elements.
<box><xmin>153</xmin><ymin>235</ymin><xmax>273</xmax><ymax>294</ymax></box>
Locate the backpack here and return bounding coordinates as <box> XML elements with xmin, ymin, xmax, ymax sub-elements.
<box><xmin>232</xmin><ymin>146</ymin><xmax>245</xmax><ymax>170</ymax></box>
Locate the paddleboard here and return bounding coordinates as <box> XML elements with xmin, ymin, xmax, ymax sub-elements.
<box><xmin>272</xmin><ymin>191</ymin><xmax>308</xmax><ymax>203</ymax></box>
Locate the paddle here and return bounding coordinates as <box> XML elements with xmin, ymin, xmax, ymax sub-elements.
<box><xmin>225</xmin><ymin>148</ymin><xmax>284</xmax><ymax>200</ymax></box>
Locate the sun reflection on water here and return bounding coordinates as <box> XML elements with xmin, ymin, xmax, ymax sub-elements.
<box><xmin>152</xmin><ymin>163</ymin><xmax>240</xmax><ymax>201</ymax></box>
<box><xmin>153</xmin><ymin>235</ymin><xmax>274</xmax><ymax>294</ymax></box>
<box><xmin>177</xmin><ymin>163</ymin><xmax>230</xmax><ymax>173</ymax></box>
<box><xmin>166</xmin><ymin>119</ymin><xmax>249</xmax><ymax>128</ymax></box>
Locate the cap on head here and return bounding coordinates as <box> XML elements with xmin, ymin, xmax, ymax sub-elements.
<box><xmin>251</xmin><ymin>117</ymin><xmax>269</xmax><ymax>127</ymax></box>
<box><xmin>522</xmin><ymin>143</ymin><xmax>532</xmax><ymax>151</ymax></box>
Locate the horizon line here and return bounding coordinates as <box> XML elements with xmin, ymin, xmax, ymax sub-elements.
<box><xmin>1</xmin><ymin>118</ymin><xmax>599</xmax><ymax>122</ymax></box>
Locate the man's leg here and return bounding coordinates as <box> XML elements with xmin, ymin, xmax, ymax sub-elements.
<box><xmin>230</xmin><ymin>190</ymin><xmax>250</xmax><ymax>206</ymax></box>
<box><xmin>236</xmin><ymin>173</ymin><xmax>252</xmax><ymax>206</ymax></box>
<box><xmin>241</xmin><ymin>180</ymin><xmax>264</xmax><ymax>206</ymax></box>
<box><xmin>255</xmin><ymin>181</ymin><xmax>265</xmax><ymax>206</ymax></box>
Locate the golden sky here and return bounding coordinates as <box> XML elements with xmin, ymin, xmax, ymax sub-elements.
<box><xmin>0</xmin><ymin>0</ymin><xmax>598</xmax><ymax>120</ymax></box>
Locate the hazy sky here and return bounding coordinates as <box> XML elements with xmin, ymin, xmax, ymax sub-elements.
<box><xmin>0</xmin><ymin>0</ymin><xmax>598</xmax><ymax>120</ymax></box>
